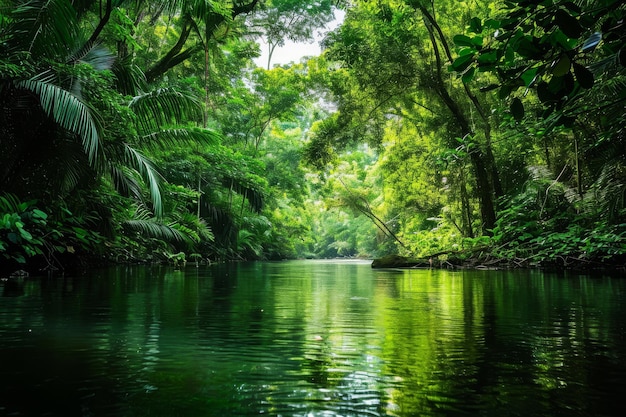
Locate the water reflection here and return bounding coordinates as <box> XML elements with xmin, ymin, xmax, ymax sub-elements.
<box><xmin>0</xmin><ymin>262</ymin><xmax>625</xmax><ymax>416</ymax></box>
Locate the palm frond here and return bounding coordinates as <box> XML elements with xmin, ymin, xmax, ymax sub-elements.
<box><xmin>109</xmin><ymin>164</ymin><xmax>144</xmax><ymax>201</ymax></box>
<box><xmin>11</xmin><ymin>0</ymin><xmax>80</xmax><ymax>59</ymax></box>
<box><xmin>174</xmin><ymin>211</ymin><xmax>214</xmax><ymax>242</ymax></box>
<box><xmin>139</xmin><ymin>127</ymin><xmax>221</xmax><ymax>151</ymax></box>
<box><xmin>225</xmin><ymin>177</ymin><xmax>265</xmax><ymax>212</ymax></box>
<box><xmin>70</xmin><ymin>41</ymin><xmax>116</xmax><ymax>70</ymax></box>
<box><xmin>123</xmin><ymin>144</ymin><xmax>163</xmax><ymax>217</ymax></box>
<box><xmin>122</xmin><ymin>219</ymin><xmax>190</xmax><ymax>244</ymax></box>
<box><xmin>112</xmin><ymin>56</ymin><xmax>147</xmax><ymax>96</ymax></box>
<box><xmin>17</xmin><ymin>77</ymin><xmax>100</xmax><ymax>163</ymax></box>
<box><xmin>53</xmin><ymin>136</ymin><xmax>93</xmax><ymax>194</ymax></box>
<box><xmin>236</xmin><ymin>228</ymin><xmax>262</xmax><ymax>256</ymax></box>
<box><xmin>0</xmin><ymin>193</ymin><xmax>24</xmax><ymax>213</ymax></box>
<box><xmin>590</xmin><ymin>162</ymin><xmax>626</xmax><ymax>223</ymax></box>
<box><xmin>199</xmin><ymin>199</ymin><xmax>236</xmax><ymax>241</ymax></box>
<box><xmin>128</xmin><ymin>87</ymin><xmax>203</xmax><ymax>132</ymax></box>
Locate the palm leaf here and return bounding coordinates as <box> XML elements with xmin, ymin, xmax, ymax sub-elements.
<box><xmin>174</xmin><ymin>211</ymin><xmax>214</xmax><ymax>242</ymax></box>
<box><xmin>70</xmin><ymin>41</ymin><xmax>116</xmax><ymax>70</ymax></box>
<box><xmin>109</xmin><ymin>164</ymin><xmax>144</xmax><ymax>201</ymax></box>
<box><xmin>0</xmin><ymin>193</ymin><xmax>23</xmax><ymax>213</ymax></box>
<box><xmin>128</xmin><ymin>87</ymin><xmax>203</xmax><ymax>132</ymax></box>
<box><xmin>123</xmin><ymin>144</ymin><xmax>164</xmax><ymax>218</ymax></box>
<box><xmin>17</xmin><ymin>77</ymin><xmax>100</xmax><ymax>163</ymax></box>
<box><xmin>123</xmin><ymin>203</ymin><xmax>196</xmax><ymax>245</ymax></box>
<box><xmin>225</xmin><ymin>177</ymin><xmax>265</xmax><ymax>212</ymax></box>
<box><xmin>122</xmin><ymin>219</ymin><xmax>190</xmax><ymax>244</ymax></box>
<box><xmin>139</xmin><ymin>127</ymin><xmax>221</xmax><ymax>151</ymax></box>
<box><xmin>11</xmin><ymin>0</ymin><xmax>80</xmax><ymax>59</ymax></box>
<box><xmin>112</xmin><ymin>56</ymin><xmax>147</xmax><ymax>96</ymax></box>
<box><xmin>51</xmin><ymin>135</ymin><xmax>93</xmax><ymax>194</ymax></box>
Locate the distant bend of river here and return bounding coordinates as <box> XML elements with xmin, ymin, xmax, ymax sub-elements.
<box><xmin>1</xmin><ymin>260</ymin><xmax>625</xmax><ymax>417</ymax></box>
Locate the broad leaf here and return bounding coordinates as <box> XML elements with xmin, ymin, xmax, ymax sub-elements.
<box><xmin>510</xmin><ymin>97</ymin><xmax>524</xmax><ymax>122</ymax></box>
<box><xmin>573</xmin><ymin>62</ymin><xmax>594</xmax><ymax>88</ymax></box>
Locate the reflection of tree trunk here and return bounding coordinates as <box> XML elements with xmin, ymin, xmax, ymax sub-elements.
<box><xmin>422</xmin><ymin>8</ymin><xmax>496</xmax><ymax>234</ymax></box>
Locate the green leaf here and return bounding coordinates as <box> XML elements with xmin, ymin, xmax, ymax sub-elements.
<box><xmin>18</xmin><ymin>228</ymin><xmax>32</xmax><ymax>241</ymax></box>
<box><xmin>510</xmin><ymin>98</ymin><xmax>524</xmax><ymax>122</ymax></box>
<box><xmin>484</xmin><ymin>19</ymin><xmax>501</xmax><ymax>30</ymax></box>
<box><xmin>520</xmin><ymin>67</ymin><xmax>538</xmax><ymax>87</ymax></box>
<box><xmin>122</xmin><ymin>145</ymin><xmax>163</xmax><ymax>218</ymax></box>
<box><xmin>462</xmin><ymin>67</ymin><xmax>476</xmax><ymax>83</ymax></box>
<box><xmin>129</xmin><ymin>87</ymin><xmax>203</xmax><ymax>132</ymax></box>
<box><xmin>499</xmin><ymin>84</ymin><xmax>514</xmax><ymax>100</ymax></box>
<box><xmin>469</xmin><ymin>17</ymin><xmax>482</xmax><ymax>33</ymax></box>
<box><xmin>537</xmin><ymin>81</ymin><xmax>555</xmax><ymax>103</ymax></box>
<box><xmin>451</xmin><ymin>53</ymin><xmax>475</xmax><ymax>72</ymax></box>
<box><xmin>453</xmin><ymin>35</ymin><xmax>475</xmax><ymax>48</ymax></box>
<box><xmin>477</xmin><ymin>50</ymin><xmax>498</xmax><ymax>65</ymax></box>
<box><xmin>515</xmin><ymin>36</ymin><xmax>542</xmax><ymax>59</ymax></box>
<box><xmin>32</xmin><ymin>209</ymin><xmax>48</xmax><ymax>220</ymax></box>
<box><xmin>140</xmin><ymin>127</ymin><xmax>221</xmax><ymax>151</ymax></box>
<box><xmin>552</xmin><ymin>54</ymin><xmax>571</xmax><ymax>76</ymax></box>
<box><xmin>505</xmin><ymin>45</ymin><xmax>515</xmax><ymax>64</ymax></box>
<box><xmin>554</xmin><ymin>9</ymin><xmax>584</xmax><ymax>39</ymax></box>
<box><xmin>573</xmin><ymin>62</ymin><xmax>594</xmax><ymax>88</ymax></box>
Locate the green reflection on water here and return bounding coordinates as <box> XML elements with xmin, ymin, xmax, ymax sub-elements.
<box><xmin>0</xmin><ymin>262</ymin><xmax>624</xmax><ymax>417</ymax></box>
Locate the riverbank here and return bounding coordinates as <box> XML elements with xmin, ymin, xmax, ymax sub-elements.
<box><xmin>371</xmin><ymin>253</ymin><xmax>626</xmax><ymax>271</ymax></box>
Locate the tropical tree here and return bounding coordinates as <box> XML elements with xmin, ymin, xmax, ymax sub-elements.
<box><xmin>0</xmin><ymin>0</ymin><xmax>233</xmax><ymax>268</ymax></box>
<box><xmin>304</xmin><ymin>0</ymin><xmax>503</xmax><ymax>260</ymax></box>
<box><xmin>453</xmin><ymin>0</ymin><xmax>626</xmax><ymax>265</ymax></box>
<box><xmin>246</xmin><ymin>0</ymin><xmax>337</xmax><ymax>69</ymax></box>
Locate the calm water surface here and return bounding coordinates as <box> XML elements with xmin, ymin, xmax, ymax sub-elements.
<box><xmin>1</xmin><ymin>260</ymin><xmax>625</xmax><ymax>416</ymax></box>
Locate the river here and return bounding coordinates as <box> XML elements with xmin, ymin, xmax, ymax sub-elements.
<box><xmin>1</xmin><ymin>260</ymin><xmax>625</xmax><ymax>416</ymax></box>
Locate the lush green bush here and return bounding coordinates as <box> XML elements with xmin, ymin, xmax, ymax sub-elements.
<box><xmin>0</xmin><ymin>193</ymin><xmax>105</xmax><ymax>272</ymax></box>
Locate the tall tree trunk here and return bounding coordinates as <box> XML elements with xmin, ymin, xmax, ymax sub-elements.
<box><xmin>422</xmin><ymin>11</ymin><xmax>496</xmax><ymax>234</ymax></box>
<box><xmin>419</xmin><ymin>5</ymin><xmax>503</xmax><ymax>199</ymax></box>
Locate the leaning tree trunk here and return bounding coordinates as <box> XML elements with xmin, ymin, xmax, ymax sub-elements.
<box><xmin>423</xmin><ymin>12</ymin><xmax>497</xmax><ymax>234</ymax></box>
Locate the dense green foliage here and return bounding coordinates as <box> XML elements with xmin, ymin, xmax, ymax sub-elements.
<box><xmin>1</xmin><ymin>0</ymin><xmax>624</xmax><ymax>273</ymax></box>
